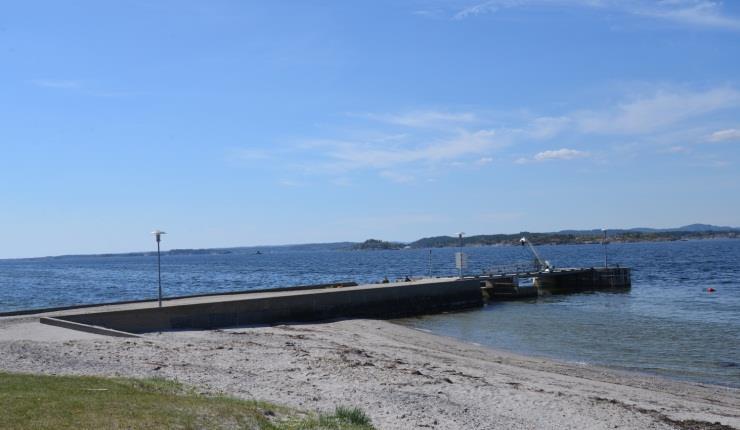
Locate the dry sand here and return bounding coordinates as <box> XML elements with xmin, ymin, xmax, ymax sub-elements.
<box><xmin>1</xmin><ymin>315</ymin><xmax>738</xmax><ymax>430</ymax></box>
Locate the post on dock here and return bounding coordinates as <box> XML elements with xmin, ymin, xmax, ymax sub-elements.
<box><xmin>602</xmin><ymin>228</ymin><xmax>608</xmax><ymax>268</ymax></box>
<box><xmin>428</xmin><ymin>249</ymin><xmax>432</xmax><ymax>278</ymax></box>
<box><xmin>152</xmin><ymin>230</ymin><xmax>166</xmax><ymax>308</ymax></box>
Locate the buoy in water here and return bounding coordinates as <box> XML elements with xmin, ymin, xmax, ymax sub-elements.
<box><xmin>707</xmin><ymin>287</ymin><xmax>716</xmax><ymax>293</ymax></box>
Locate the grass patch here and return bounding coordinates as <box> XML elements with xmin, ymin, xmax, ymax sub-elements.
<box><xmin>333</xmin><ymin>406</ymin><xmax>372</xmax><ymax>426</ymax></box>
<box><xmin>0</xmin><ymin>372</ymin><xmax>374</xmax><ymax>430</ymax></box>
<box><xmin>283</xmin><ymin>406</ymin><xmax>374</xmax><ymax>430</ymax></box>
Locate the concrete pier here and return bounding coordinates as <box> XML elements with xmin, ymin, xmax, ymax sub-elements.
<box><xmin>40</xmin><ymin>277</ymin><xmax>484</xmax><ymax>335</ymax></box>
<box><xmin>28</xmin><ymin>267</ymin><xmax>630</xmax><ymax>337</ymax></box>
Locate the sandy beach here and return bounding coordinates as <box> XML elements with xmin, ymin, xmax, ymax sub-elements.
<box><xmin>0</xmin><ymin>315</ymin><xmax>737</xmax><ymax>430</ymax></box>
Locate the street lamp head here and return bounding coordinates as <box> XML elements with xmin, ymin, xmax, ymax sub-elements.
<box><xmin>151</xmin><ymin>230</ymin><xmax>167</xmax><ymax>242</ymax></box>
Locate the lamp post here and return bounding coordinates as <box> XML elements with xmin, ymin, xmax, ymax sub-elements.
<box><xmin>152</xmin><ymin>230</ymin><xmax>166</xmax><ymax>307</ymax></box>
<box><xmin>602</xmin><ymin>228</ymin><xmax>608</xmax><ymax>268</ymax></box>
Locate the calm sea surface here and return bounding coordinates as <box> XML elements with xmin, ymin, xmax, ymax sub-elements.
<box><xmin>1</xmin><ymin>240</ymin><xmax>738</xmax><ymax>387</ymax></box>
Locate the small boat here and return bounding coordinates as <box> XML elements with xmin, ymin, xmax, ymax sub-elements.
<box><xmin>515</xmin><ymin>277</ymin><xmax>535</xmax><ymax>288</ymax></box>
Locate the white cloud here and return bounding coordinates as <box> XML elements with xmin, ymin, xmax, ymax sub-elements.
<box><xmin>708</xmin><ymin>128</ymin><xmax>740</xmax><ymax>142</ymax></box>
<box><xmin>413</xmin><ymin>9</ymin><xmax>444</xmax><ymax>18</ymax></box>
<box><xmin>448</xmin><ymin>0</ymin><xmax>740</xmax><ymax>30</ymax></box>
<box><xmin>311</xmin><ymin>128</ymin><xmax>502</xmax><ymax>170</ymax></box>
<box><xmin>639</xmin><ymin>0</ymin><xmax>740</xmax><ymax>31</ymax></box>
<box><xmin>362</xmin><ymin>110</ymin><xmax>478</xmax><ymax>128</ymax></box>
<box><xmin>666</xmin><ymin>145</ymin><xmax>689</xmax><ymax>153</ymax></box>
<box><xmin>533</xmin><ymin>148</ymin><xmax>589</xmax><ymax>161</ymax></box>
<box><xmin>234</xmin><ymin>85</ymin><xmax>740</xmax><ymax>179</ymax></box>
<box><xmin>454</xmin><ymin>0</ymin><xmax>503</xmax><ymax>20</ymax></box>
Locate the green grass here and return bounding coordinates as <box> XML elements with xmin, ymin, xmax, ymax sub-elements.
<box><xmin>286</xmin><ymin>406</ymin><xmax>374</xmax><ymax>430</ymax></box>
<box><xmin>0</xmin><ymin>372</ymin><xmax>375</xmax><ymax>430</ymax></box>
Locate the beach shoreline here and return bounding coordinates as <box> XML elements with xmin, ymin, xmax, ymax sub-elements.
<box><xmin>1</xmin><ymin>315</ymin><xmax>737</xmax><ymax>430</ymax></box>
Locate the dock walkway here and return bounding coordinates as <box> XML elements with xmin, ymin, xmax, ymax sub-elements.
<box><xmin>3</xmin><ymin>267</ymin><xmax>630</xmax><ymax>338</ymax></box>
<box><xmin>36</xmin><ymin>277</ymin><xmax>483</xmax><ymax>336</ymax></box>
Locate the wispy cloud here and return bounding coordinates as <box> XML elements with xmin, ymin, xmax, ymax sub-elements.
<box><xmin>233</xmin><ymin>85</ymin><xmax>740</xmax><ymax>182</ymax></box>
<box><xmin>517</xmin><ymin>148</ymin><xmax>590</xmax><ymax>163</ymax></box>
<box><xmin>31</xmin><ymin>79</ymin><xmax>82</xmax><ymax>89</ymax></box>
<box><xmin>665</xmin><ymin>145</ymin><xmax>690</xmax><ymax>154</ymax></box>
<box><xmin>29</xmin><ymin>78</ymin><xmax>142</xmax><ymax>98</ymax></box>
<box><xmin>454</xmin><ymin>0</ymin><xmax>506</xmax><ymax>20</ymax></box>
<box><xmin>306</xmin><ymin>128</ymin><xmax>502</xmax><ymax>171</ymax></box>
<box><xmin>231</xmin><ymin>148</ymin><xmax>273</xmax><ymax>161</ymax></box>
<box><xmin>574</xmin><ymin>87</ymin><xmax>740</xmax><ymax>134</ymax></box>
<box><xmin>361</xmin><ymin>110</ymin><xmax>478</xmax><ymax>128</ymax></box>
<box><xmin>379</xmin><ymin>170</ymin><xmax>415</xmax><ymax>183</ymax></box>
<box><xmin>447</xmin><ymin>0</ymin><xmax>740</xmax><ymax>30</ymax></box>
<box><xmin>278</xmin><ymin>179</ymin><xmax>306</xmax><ymax>187</ymax></box>
<box><xmin>526</xmin><ymin>116</ymin><xmax>572</xmax><ymax>139</ymax></box>
<box><xmin>708</xmin><ymin>128</ymin><xmax>740</xmax><ymax>142</ymax></box>
<box><xmin>638</xmin><ymin>0</ymin><xmax>740</xmax><ymax>31</ymax></box>
<box><xmin>535</xmin><ymin>148</ymin><xmax>589</xmax><ymax>161</ymax></box>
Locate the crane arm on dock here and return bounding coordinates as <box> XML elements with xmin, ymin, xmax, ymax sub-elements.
<box><xmin>520</xmin><ymin>237</ymin><xmax>551</xmax><ymax>271</ymax></box>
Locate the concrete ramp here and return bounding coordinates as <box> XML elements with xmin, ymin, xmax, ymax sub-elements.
<box><xmin>43</xmin><ymin>278</ymin><xmax>483</xmax><ymax>335</ymax></box>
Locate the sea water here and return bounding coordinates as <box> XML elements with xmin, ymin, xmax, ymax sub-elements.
<box><xmin>1</xmin><ymin>240</ymin><xmax>738</xmax><ymax>387</ymax></box>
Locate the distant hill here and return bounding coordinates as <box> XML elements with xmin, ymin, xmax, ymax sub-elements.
<box><xmin>6</xmin><ymin>225</ymin><xmax>737</xmax><ymax>261</ymax></box>
<box><xmin>556</xmin><ymin>224</ymin><xmax>738</xmax><ymax>235</ymax></box>
<box><xmin>17</xmin><ymin>242</ymin><xmax>356</xmax><ymax>261</ymax></box>
<box><xmin>408</xmin><ymin>224</ymin><xmax>739</xmax><ymax>249</ymax></box>
<box><xmin>674</xmin><ymin>223</ymin><xmax>737</xmax><ymax>232</ymax></box>
<box><xmin>352</xmin><ymin>239</ymin><xmax>403</xmax><ymax>250</ymax></box>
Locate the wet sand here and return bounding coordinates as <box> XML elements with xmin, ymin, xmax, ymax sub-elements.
<box><xmin>0</xmin><ymin>315</ymin><xmax>738</xmax><ymax>429</ymax></box>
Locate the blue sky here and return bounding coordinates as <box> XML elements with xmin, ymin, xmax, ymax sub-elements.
<box><xmin>1</xmin><ymin>0</ymin><xmax>739</xmax><ymax>258</ymax></box>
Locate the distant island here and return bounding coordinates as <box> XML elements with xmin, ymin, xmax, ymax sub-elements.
<box><xmin>352</xmin><ymin>239</ymin><xmax>404</xmax><ymax>250</ymax></box>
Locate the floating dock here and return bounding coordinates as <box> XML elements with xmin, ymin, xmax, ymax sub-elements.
<box><xmin>28</xmin><ymin>267</ymin><xmax>630</xmax><ymax>337</ymax></box>
<box><xmin>481</xmin><ymin>267</ymin><xmax>631</xmax><ymax>300</ymax></box>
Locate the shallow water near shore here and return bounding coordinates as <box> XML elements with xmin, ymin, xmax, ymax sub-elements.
<box><xmin>1</xmin><ymin>239</ymin><xmax>738</xmax><ymax>387</ymax></box>
<box><xmin>396</xmin><ymin>240</ymin><xmax>740</xmax><ymax>388</ymax></box>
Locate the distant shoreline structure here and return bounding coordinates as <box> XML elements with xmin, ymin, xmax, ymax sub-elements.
<box><xmin>3</xmin><ymin>224</ymin><xmax>738</xmax><ymax>261</ymax></box>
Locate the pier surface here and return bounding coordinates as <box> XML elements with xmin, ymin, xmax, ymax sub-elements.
<box><xmin>37</xmin><ymin>277</ymin><xmax>483</xmax><ymax>335</ymax></box>
<box><xmin>1</xmin><ymin>267</ymin><xmax>631</xmax><ymax>337</ymax></box>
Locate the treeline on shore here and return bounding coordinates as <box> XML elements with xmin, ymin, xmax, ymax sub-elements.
<box><xmin>22</xmin><ymin>226</ymin><xmax>738</xmax><ymax>259</ymax></box>
<box><xmin>354</xmin><ymin>230</ymin><xmax>739</xmax><ymax>250</ymax></box>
